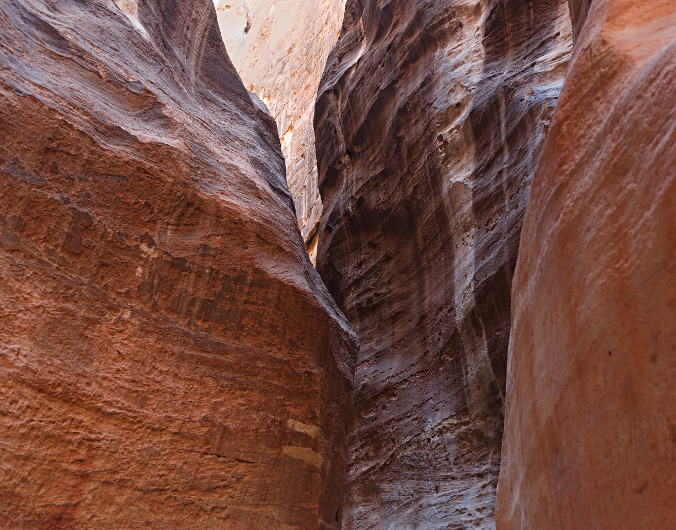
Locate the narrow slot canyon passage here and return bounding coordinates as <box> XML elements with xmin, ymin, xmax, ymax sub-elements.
<box><xmin>217</xmin><ymin>0</ymin><xmax>572</xmax><ymax>528</ymax></box>
<box><xmin>1</xmin><ymin>0</ymin><xmax>676</xmax><ymax>529</ymax></box>
<box><xmin>213</xmin><ymin>0</ymin><xmax>348</xmax><ymax>263</ymax></box>
<box><xmin>216</xmin><ymin>0</ymin><xmax>572</xmax><ymax>529</ymax></box>
<box><xmin>312</xmin><ymin>1</ymin><xmax>572</xmax><ymax>528</ymax></box>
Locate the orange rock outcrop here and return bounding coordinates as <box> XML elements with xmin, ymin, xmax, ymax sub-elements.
<box><xmin>496</xmin><ymin>1</ymin><xmax>676</xmax><ymax>528</ymax></box>
<box><xmin>0</xmin><ymin>0</ymin><xmax>355</xmax><ymax>528</ymax></box>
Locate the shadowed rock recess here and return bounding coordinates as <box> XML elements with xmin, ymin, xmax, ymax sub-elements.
<box><xmin>214</xmin><ymin>0</ymin><xmax>347</xmax><ymax>260</ymax></box>
<box><xmin>497</xmin><ymin>1</ymin><xmax>676</xmax><ymax>528</ymax></box>
<box><xmin>313</xmin><ymin>0</ymin><xmax>571</xmax><ymax>528</ymax></box>
<box><xmin>0</xmin><ymin>0</ymin><xmax>356</xmax><ymax>528</ymax></box>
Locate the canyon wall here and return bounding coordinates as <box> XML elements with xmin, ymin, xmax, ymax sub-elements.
<box><xmin>496</xmin><ymin>1</ymin><xmax>676</xmax><ymax>528</ymax></box>
<box><xmin>214</xmin><ymin>0</ymin><xmax>347</xmax><ymax>258</ymax></box>
<box><xmin>0</xmin><ymin>0</ymin><xmax>355</xmax><ymax>528</ymax></box>
<box><xmin>313</xmin><ymin>0</ymin><xmax>571</xmax><ymax>528</ymax></box>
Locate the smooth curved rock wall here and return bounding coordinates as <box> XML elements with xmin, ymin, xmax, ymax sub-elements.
<box><xmin>313</xmin><ymin>0</ymin><xmax>571</xmax><ymax>528</ymax></box>
<box><xmin>0</xmin><ymin>0</ymin><xmax>355</xmax><ymax>527</ymax></box>
<box><xmin>215</xmin><ymin>0</ymin><xmax>347</xmax><ymax>259</ymax></box>
<box><xmin>496</xmin><ymin>1</ymin><xmax>676</xmax><ymax>528</ymax></box>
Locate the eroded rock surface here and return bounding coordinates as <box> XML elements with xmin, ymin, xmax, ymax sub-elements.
<box><xmin>0</xmin><ymin>0</ymin><xmax>355</xmax><ymax>528</ymax></box>
<box><xmin>496</xmin><ymin>1</ymin><xmax>676</xmax><ymax>528</ymax></box>
<box><xmin>214</xmin><ymin>0</ymin><xmax>347</xmax><ymax>259</ymax></box>
<box><xmin>313</xmin><ymin>0</ymin><xmax>571</xmax><ymax>527</ymax></box>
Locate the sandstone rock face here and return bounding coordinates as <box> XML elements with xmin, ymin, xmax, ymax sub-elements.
<box><xmin>214</xmin><ymin>0</ymin><xmax>347</xmax><ymax>259</ymax></box>
<box><xmin>567</xmin><ymin>0</ymin><xmax>592</xmax><ymax>41</ymax></box>
<box><xmin>313</xmin><ymin>0</ymin><xmax>571</xmax><ymax>528</ymax></box>
<box><xmin>496</xmin><ymin>1</ymin><xmax>676</xmax><ymax>529</ymax></box>
<box><xmin>0</xmin><ymin>0</ymin><xmax>355</xmax><ymax>528</ymax></box>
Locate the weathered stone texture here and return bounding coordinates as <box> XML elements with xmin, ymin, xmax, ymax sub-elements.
<box><xmin>0</xmin><ymin>0</ymin><xmax>355</xmax><ymax>528</ymax></box>
<box><xmin>214</xmin><ymin>0</ymin><xmax>347</xmax><ymax>258</ymax></box>
<box><xmin>496</xmin><ymin>1</ymin><xmax>676</xmax><ymax>528</ymax></box>
<box><xmin>313</xmin><ymin>0</ymin><xmax>571</xmax><ymax>528</ymax></box>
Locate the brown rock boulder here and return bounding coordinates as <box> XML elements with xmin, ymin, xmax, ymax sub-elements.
<box><xmin>0</xmin><ymin>0</ymin><xmax>355</xmax><ymax>528</ymax></box>
<box><xmin>313</xmin><ymin>0</ymin><xmax>571</xmax><ymax>528</ymax></box>
<box><xmin>215</xmin><ymin>0</ymin><xmax>348</xmax><ymax>258</ymax></box>
<box><xmin>496</xmin><ymin>1</ymin><xmax>676</xmax><ymax>528</ymax></box>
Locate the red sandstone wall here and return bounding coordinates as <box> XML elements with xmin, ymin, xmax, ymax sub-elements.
<box><xmin>0</xmin><ymin>0</ymin><xmax>355</xmax><ymax>527</ymax></box>
<box><xmin>496</xmin><ymin>1</ymin><xmax>676</xmax><ymax>528</ymax></box>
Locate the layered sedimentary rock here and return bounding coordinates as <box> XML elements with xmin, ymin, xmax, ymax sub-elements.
<box><xmin>496</xmin><ymin>1</ymin><xmax>676</xmax><ymax>528</ymax></box>
<box><xmin>214</xmin><ymin>0</ymin><xmax>347</xmax><ymax>258</ymax></box>
<box><xmin>0</xmin><ymin>0</ymin><xmax>355</xmax><ymax>528</ymax></box>
<box><xmin>313</xmin><ymin>0</ymin><xmax>571</xmax><ymax>527</ymax></box>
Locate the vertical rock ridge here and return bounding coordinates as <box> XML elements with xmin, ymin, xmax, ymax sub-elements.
<box><xmin>313</xmin><ymin>0</ymin><xmax>572</xmax><ymax>528</ymax></box>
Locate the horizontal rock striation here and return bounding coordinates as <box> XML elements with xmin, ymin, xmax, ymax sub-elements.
<box><xmin>0</xmin><ymin>0</ymin><xmax>355</xmax><ymax>528</ymax></box>
<box><xmin>496</xmin><ymin>1</ymin><xmax>676</xmax><ymax>528</ymax></box>
<box><xmin>215</xmin><ymin>0</ymin><xmax>348</xmax><ymax>259</ymax></box>
<box><xmin>313</xmin><ymin>0</ymin><xmax>571</xmax><ymax>528</ymax></box>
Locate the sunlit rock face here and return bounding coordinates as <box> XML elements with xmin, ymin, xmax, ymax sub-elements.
<box><xmin>496</xmin><ymin>1</ymin><xmax>676</xmax><ymax>529</ymax></box>
<box><xmin>0</xmin><ymin>0</ymin><xmax>355</xmax><ymax>528</ymax></box>
<box><xmin>214</xmin><ymin>0</ymin><xmax>347</xmax><ymax>261</ymax></box>
<box><xmin>313</xmin><ymin>0</ymin><xmax>572</xmax><ymax>528</ymax></box>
